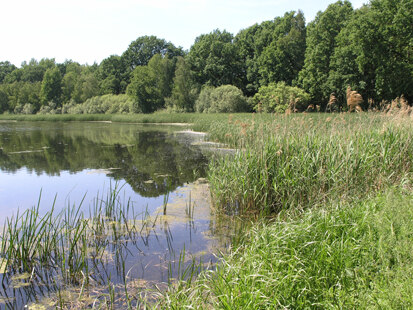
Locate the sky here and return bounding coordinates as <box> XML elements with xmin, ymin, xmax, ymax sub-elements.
<box><xmin>1</xmin><ymin>0</ymin><xmax>365</xmax><ymax>67</ymax></box>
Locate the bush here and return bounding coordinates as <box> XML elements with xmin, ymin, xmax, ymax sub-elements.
<box><xmin>61</xmin><ymin>94</ymin><xmax>135</xmax><ymax>114</ymax></box>
<box><xmin>195</xmin><ymin>85</ymin><xmax>249</xmax><ymax>113</ymax></box>
<box><xmin>253</xmin><ymin>82</ymin><xmax>310</xmax><ymax>113</ymax></box>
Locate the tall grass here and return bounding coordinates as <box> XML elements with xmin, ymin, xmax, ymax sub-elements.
<box><xmin>207</xmin><ymin>113</ymin><xmax>413</xmax><ymax>214</ymax></box>
<box><xmin>0</xmin><ymin>185</ymin><xmax>168</xmax><ymax>308</ymax></box>
<box><xmin>158</xmin><ymin>188</ymin><xmax>413</xmax><ymax>308</ymax></box>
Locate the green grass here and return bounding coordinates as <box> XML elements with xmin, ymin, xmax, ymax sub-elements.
<box><xmin>206</xmin><ymin>113</ymin><xmax>413</xmax><ymax>214</ymax></box>
<box><xmin>0</xmin><ymin>111</ymin><xmax>229</xmax><ymax>124</ymax></box>
<box><xmin>0</xmin><ymin>185</ymin><xmax>169</xmax><ymax>308</ymax></box>
<box><xmin>2</xmin><ymin>112</ymin><xmax>413</xmax><ymax>308</ymax></box>
<box><xmin>157</xmin><ymin>187</ymin><xmax>413</xmax><ymax>309</ymax></box>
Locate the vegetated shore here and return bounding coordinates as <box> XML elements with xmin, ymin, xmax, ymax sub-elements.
<box><xmin>2</xmin><ymin>111</ymin><xmax>413</xmax><ymax>308</ymax></box>
<box><xmin>159</xmin><ymin>111</ymin><xmax>413</xmax><ymax>309</ymax></box>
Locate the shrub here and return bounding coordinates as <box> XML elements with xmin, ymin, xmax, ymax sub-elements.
<box><xmin>253</xmin><ymin>82</ymin><xmax>310</xmax><ymax>113</ymax></box>
<box><xmin>195</xmin><ymin>85</ymin><xmax>249</xmax><ymax>113</ymax></box>
<box><xmin>61</xmin><ymin>94</ymin><xmax>135</xmax><ymax>114</ymax></box>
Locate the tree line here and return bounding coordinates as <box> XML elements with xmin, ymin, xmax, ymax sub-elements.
<box><xmin>0</xmin><ymin>0</ymin><xmax>411</xmax><ymax>114</ymax></box>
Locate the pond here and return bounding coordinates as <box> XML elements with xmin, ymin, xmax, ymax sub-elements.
<box><xmin>0</xmin><ymin>121</ymin><xmax>233</xmax><ymax>309</ymax></box>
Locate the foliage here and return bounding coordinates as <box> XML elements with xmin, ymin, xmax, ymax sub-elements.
<box><xmin>328</xmin><ymin>0</ymin><xmax>413</xmax><ymax>105</ymax></box>
<box><xmin>71</xmin><ymin>68</ymin><xmax>100</xmax><ymax>103</ymax></box>
<box><xmin>235</xmin><ymin>11</ymin><xmax>306</xmax><ymax>95</ymax></box>
<box><xmin>195</xmin><ymin>85</ymin><xmax>249</xmax><ymax>113</ymax></box>
<box><xmin>127</xmin><ymin>54</ymin><xmax>174</xmax><ymax>113</ymax></box>
<box><xmin>40</xmin><ymin>67</ymin><xmax>62</xmax><ymax>106</ymax></box>
<box><xmin>79</xmin><ymin>94</ymin><xmax>133</xmax><ymax>114</ymax></box>
<box><xmin>298</xmin><ymin>1</ymin><xmax>354</xmax><ymax>106</ymax></box>
<box><xmin>121</xmin><ymin>35</ymin><xmax>183</xmax><ymax>71</ymax></box>
<box><xmin>165</xmin><ymin>57</ymin><xmax>199</xmax><ymax>112</ymax></box>
<box><xmin>0</xmin><ymin>0</ymin><xmax>411</xmax><ymax>114</ymax></box>
<box><xmin>97</xmin><ymin>55</ymin><xmax>128</xmax><ymax>95</ymax></box>
<box><xmin>257</xmin><ymin>11</ymin><xmax>306</xmax><ymax>86</ymax></box>
<box><xmin>4</xmin><ymin>58</ymin><xmax>56</xmax><ymax>83</ymax></box>
<box><xmin>0</xmin><ymin>61</ymin><xmax>16</xmax><ymax>83</ymax></box>
<box><xmin>188</xmin><ymin>29</ymin><xmax>243</xmax><ymax>88</ymax></box>
<box><xmin>253</xmin><ymin>82</ymin><xmax>310</xmax><ymax>112</ymax></box>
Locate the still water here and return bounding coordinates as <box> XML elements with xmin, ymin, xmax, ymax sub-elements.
<box><xmin>0</xmin><ymin>121</ymin><xmax>232</xmax><ymax>308</ymax></box>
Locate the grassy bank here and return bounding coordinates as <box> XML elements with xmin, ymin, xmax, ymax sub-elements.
<box><xmin>158</xmin><ymin>188</ymin><xmax>413</xmax><ymax>308</ymax></box>
<box><xmin>0</xmin><ymin>112</ymin><xmax>235</xmax><ymax>125</ymax></box>
<box><xmin>158</xmin><ymin>112</ymin><xmax>413</xmax><ymax>308</ymax></box>
<box><xmin>2</xmin><ymin>112</ymin><xmax>413</xmax><ymax>308</ymax></box>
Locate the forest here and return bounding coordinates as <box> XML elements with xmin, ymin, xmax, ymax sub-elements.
<box><xmin>0</xmin><ymin>0</ymin><xmax>411</xmax><ymax>115</ymax></box>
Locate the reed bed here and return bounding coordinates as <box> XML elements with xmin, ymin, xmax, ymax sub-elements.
<box><xmin>206</xmin><ymin>113</ymin><xmax>413</xmax><ymax>214</ymax></box>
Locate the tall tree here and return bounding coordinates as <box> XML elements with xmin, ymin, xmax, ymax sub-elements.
<box><xmin>187</xmin><ymin>29</ymin><xmax>243</xmax><ymax>88</ymax></box>
<box><xmin>257</xmin><ymin>11</ymin><xmax>306</xmax><ymax>87</ymax></box>
<box><xmin>72</xmin><ymin>69</ymin><xmax>100</xmax><ymax>103</ymax></box>
<box><xmin>235</xmin><ymin>11</ymin><xmax>306</xmax><ymax>95</ymax></box>
<box><xmin>329</xmin><ymin>0</ymin><xmax>413</xmax><ymax>104</ymax></box>
<box><xmin>298</xmin><ymin>1</ymin><xmax>354</xmax><ymax>106</ymax></box>
<box><xmin>127</xmin><ymin>54</ymin><xmax>174</xmax><ymax>113</ymax></box>
<box><xmin>122</xmin><ymin>36</ymin><xmax>183</xmax><ymax>71</ymax></box>
<box><xmin>166</xmin><ymin>57</ymin><xmax>199</xmax><ymax>112</ymax></box>
<box><xmin>40</xmin><ymin>67</ymin><xmax>62</xmax><ymax>106</ymax></box>
<box><xmin>98</xmin><ymin>55</ymin><xmax>128</xmax><ymax>95</ymax></box>
<box><xmin>0</xmin><ymin>61</ymin><xmax>17</xmax><ymax>83</ymax></box>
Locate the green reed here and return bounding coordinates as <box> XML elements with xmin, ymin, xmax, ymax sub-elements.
<box><xmin>206</xmin><ymin>113</ymin><xmax>413</xmax><ymax>214</ymax></box>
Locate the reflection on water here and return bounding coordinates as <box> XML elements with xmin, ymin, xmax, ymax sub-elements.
<box><xmin>0</xmin><ymin>122</ymin><xmax>234</xmax><ymax>308</ymax></box>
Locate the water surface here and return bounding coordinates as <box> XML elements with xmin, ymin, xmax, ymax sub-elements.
<box><xmin>0</xmin><ymin>121</ymin><xmax>232</xmax><ymax>308</ymax></box>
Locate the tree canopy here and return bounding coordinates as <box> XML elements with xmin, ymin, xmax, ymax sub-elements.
<box><xmin>0</xmin><ymin>0</ymin><xmax>411</xmax><ymax>114</ymax></box>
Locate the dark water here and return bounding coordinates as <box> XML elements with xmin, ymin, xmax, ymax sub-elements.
<box><xmin>0</xmin><ymin>121</ymin><xmax>232</xmax><ymax>308</ymax></box>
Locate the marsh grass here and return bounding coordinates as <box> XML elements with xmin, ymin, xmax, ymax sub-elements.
<box><xmin>0</xmin><ymin>184</ymin><xmax>208</xmax><ymax>308</ymax></box>
<box><xmin>206</xmin><ymin>113</ymin><xmax>413</xmax><ymax>214</ymax></box>
<box><xmin>158</xmin><ymin>188</ymin><xmax>413</xmax><ymax>308</ymax></box>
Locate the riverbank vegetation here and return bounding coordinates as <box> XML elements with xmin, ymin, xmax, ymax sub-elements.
<box><xmin>2</xmin><ymin>112</ymin><xmax>413</xmax><ymax>308</ymax></box>
<box><xmin>155</xmin><ymin>111</ymin><xmax>413</xmax><ymax>308</ymax></box>
<box><xmin>0</xmin><ymin>0</ymin><xmax>411</xmax><ymax>115</ymax></box>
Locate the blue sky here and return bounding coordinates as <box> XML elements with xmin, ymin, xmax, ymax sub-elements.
<box><xmin>1</xmin><ymin>0</ymin><xmax>365</xmax><ymax>67</ymax></box>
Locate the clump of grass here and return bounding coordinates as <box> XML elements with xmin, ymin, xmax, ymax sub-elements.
<box><xmin>0</xmin><ymin>185</ymin><xmax>163</xmax><ymax>308</ymax></box>
<box><xmin>158</xmin><ymin>188</ymin><xmax>413</xmax><ymax>309</ymax></box>
<box><xmin>207</xmin><ymin>113</ymin><xmax>413</xmax><ymax>215</ymax></box>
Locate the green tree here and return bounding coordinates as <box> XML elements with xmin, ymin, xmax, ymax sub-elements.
<box><xmin>257</xmin><ymin>11</ymin><xmax>306</xmax><ymax>86</ymax></box>
<box><xmin>127</xmin><ymin>54</ymin><xmax>174</xmax><ymax>113</ymax></box>
<box><xmin>61</xmin><ymin>62</ymin><xmax>82</xmax><ymax>103</ymax></box>
<box><xmin>19</xmin><ymin>82</ymin><xmax>42</xmax><ymax>110</ymax></box>
<box><xmin>98</xmin><ymin>55</ymin><xmax>128</xmax><ymax>95</ymax></box>
<box><xmin>40</xmin><ymin>67</ymin><xmax>62</xmax><ymax>106</ymax></box>
<box><xmin>122</xmin><ymin>36</ymin><xmax>183</xmax><ymax>71</ymax></box>
<box><xmin>72</xmin><ymin>70</ymin><xmax>100</xmax><ymax>103</ymax></box>
<box><xmin>0</xmin><ymin>61</ymin><xmax>17</xmax><ymax>83</ymax></box>
<box><xmin>187</xmin><ymin>29</ymin><xmax>243</xmax><ymax>88</ymax></box>
<box><xmin>166</xmin><ymin>57</ymin><xmax>199</xmax><ymax>112</ymax></box>
<box><xmin>329</xmin><ymin>0</ymin><xmax>413</xmax><ymax>104</ymax></box>
<box><xmin>298</xmin><ymin>1</ymin><xmax>354</xmax><ymax>106</ymax></box>
<box><xmin>0</xmin><ymin>88</ymin><xmax>9</xmax><ymax>113</ymax></box>
<box><xmin>235</xmin><ymin>11</ymin><xmax>306</xmax><ymax>95</ymax></box>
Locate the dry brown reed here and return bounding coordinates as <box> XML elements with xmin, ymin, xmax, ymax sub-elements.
<box><xmin>346</xmin><ymin>86</ymin><xmax>363</xmax><ymax>112</ymax></box>
<box><xmin>306</xmin><ymin>104</ymin><xmax>315</xmax><ymax>112</ymax></box>
<box><xmin>380</xmin><ymin>96</ymin><xmax>411</xmax><ymax>116</ymax></box>
<box><xmin>326</xmin><ymin>93</ymin><xmax>338</xmax><ymax>112</ymax></box>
